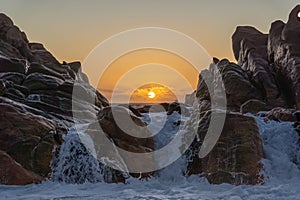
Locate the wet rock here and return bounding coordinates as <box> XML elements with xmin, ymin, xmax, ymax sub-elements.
<box><xmin>87</xmin><ymin>106</ymin><xmax>155</xmax><ymax>179</ymax></box>
<box><xmin>95</xmin><ymin>106</ymin><xmax>154</xmax><ymax>152</ymax></box>
<box><xmin>187</xmin><ymin>111</ymin><xmax>264</xmax><ymax>185</ymax></box>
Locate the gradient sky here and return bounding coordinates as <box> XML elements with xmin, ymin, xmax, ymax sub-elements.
<box><xmin>0</xmin><ymin>1</ymin><xmax>298</xmax><ymax>102</ymax></box>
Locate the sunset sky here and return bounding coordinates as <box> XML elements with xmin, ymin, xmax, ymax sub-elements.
<box><xmin>0</xmin><ymin>1</ymin><xmax>298</xmax><ymax>103</ymax></box>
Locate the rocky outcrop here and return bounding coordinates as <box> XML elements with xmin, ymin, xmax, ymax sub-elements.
<box><xmin>188</xmin><ymin>5</ymin><xmax>300</xmax><ymax>185</ymax></box>
<box><xmin>232</xmin><ymin>26</ymin><xmax>285</xmax><ymax>108</ymax></box>
<box><xmin>1</xmin><ymin>5</ymin><xmax>300</xmax><ymax>187</ymax></box>
<box><xmin>195</xmin><ymin>58</ymin><xmax>262</xmax><ymax>112</ymax></box>
<box><xmin>186</xmin><ymin>111</ymin><xmax>264</xmax><ymax>185</ymax></box>
<box><xmin>0</xmin><ymin>13</ymin><xmax>109</xmax><ymax>185</ymax></box>
<box><xmin>232</xmin><ymin>5</ymin><xmax>300</xmax><ymax>110</ymax></box>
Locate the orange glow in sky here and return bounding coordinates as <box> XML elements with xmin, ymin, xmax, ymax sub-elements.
<box><xmin>97</xmin><ymin>49</ymin><xmax>200</xmax><ymax>103</ymax></box>
<box><xmin>130</xmin><ymin>83</ymin><xmax>177</xmax><ymax>103</ymax></box>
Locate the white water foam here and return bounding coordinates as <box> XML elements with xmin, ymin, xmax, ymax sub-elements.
<box><xmin>1</xmin><ymin>114</ymin><xmax>300</xmax><ymax>199</ymax></box>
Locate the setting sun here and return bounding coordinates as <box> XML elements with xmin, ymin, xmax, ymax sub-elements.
<box><xmin>148</xmin><ymin>91</ymin><xmax>156</xmax><ymax>99</ymax></box>
<box><xmin>129</xmin><ymin>83</ymin><xmax>177</xmax><ymax>103</ymax></box>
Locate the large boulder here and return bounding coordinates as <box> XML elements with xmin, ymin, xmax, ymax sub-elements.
<box><xmin>87</xmin><ymin>106</ymin><xmax>155</xmax><ymax>179</ymax></box>
<box><xmin>0</xmin><ymin>150</ymin><xmax>42</xmax><ymax>185</ymax></box>
<box><xmin>0</xmin><ymin>103</ymin><xmax>59</xmax><ymax>177</ymax></box>
<box><xmin>187</xmin><ymin>111</ymin><xmax>264</xmax><ymax>185</ymax></box>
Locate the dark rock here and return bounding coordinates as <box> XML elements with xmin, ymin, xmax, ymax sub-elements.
<box><xmin>268</xmin><ymin>5</ymin><xmax>300</xmax><ymax>108</ymax></box>
<box><xmin>167</xmin><ymin>102</ymin><xmax>190</xmax><ymax>116</ymax></box>
<box><xmin>119</xmin><ymin>104</ymin><xmax>142</xmax><ymax>117</ymax></box>
<box><xmin>0</xmin><ymin>13</ymin><xmax>32</xmax><ymax>60</ymax></box>
<box><xmin>29</xmin><ymin>43</ymin><xmax>60</xmax><ymax>65</ymax></box>
<box><xmin>196</xmin><ymin>69</ymin><xmax>213</xmax><ymax>101</ymax></box>
<box><xmin>0</xmin><ymin>79</ymin><xmax>6</xmax><ymax>95</ymax></box>
<box><xmin>68</xmin><ymin>61</ymin><xmax>81</xmax><ymax>73</ymax></box>
<box><xmin>295</xmin><ymin>111</ymin><xmax>300</xmax><ymax>121</ymax></box>
<box><xmin>95</xmin><ymin>106</ymin><xmax>154</xmax><ymax>152</ymax></box>
<box><xmin>4</xmin><ymin>87</ymin><xmax>26</xmax><ymax>100</ymax></box>
<box><xmin>218</xmin><ymin>59</ymin><xmax>262</xmax><ymax>111</ymax></box>
<box><xmin>232</xmin><ymin>26</ymin><xmax>285</xmax><ymax>107</ymax></box>
<box><xmin>0</xmin><ymin>72</ymin><xmax>26</xmax><ymax>85</ymax></box>
<box><xmin>23</xmin><ymin>72</ymin><xmax>64</xmax><ymax>90</ymax></box>
<box><xmin>27</xmin><ymin>63</ymin><xmax>64</xmax><ymax>80</ymax></box>
<box><xmin>0</xmin><ymin>57</ymin><xmax>26</xmax><ymax>73</ymax></box>
<box><xmin>240</xmin><ymin>99</ymin><xmax>269</xmax><ymax>114</ymax></box>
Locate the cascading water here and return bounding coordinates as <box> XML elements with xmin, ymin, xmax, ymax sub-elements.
<box><xmin>50</xmin><ymin>106</ymin><xmax>300</xmax><ymax>186</ymax></box>
<box><xmin>51</xmin><ymin>124</ymin><xmax>104</xmax><ymax>183</ymax></box>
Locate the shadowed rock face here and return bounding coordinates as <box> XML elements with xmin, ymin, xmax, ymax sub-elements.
<box><xmin>268</xmin><ymin>5</ymin><xmax>300</xmax><ymax>108</ymax></box>
<box><xmin>232</xmin><ymin>26</ymin><xmax>285</xmax><ymax>108</ymax></box>
<box><xmin>231</xmin><ymin>5</ymin><xmax>300</xmax><ymax>110</ymax></box>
